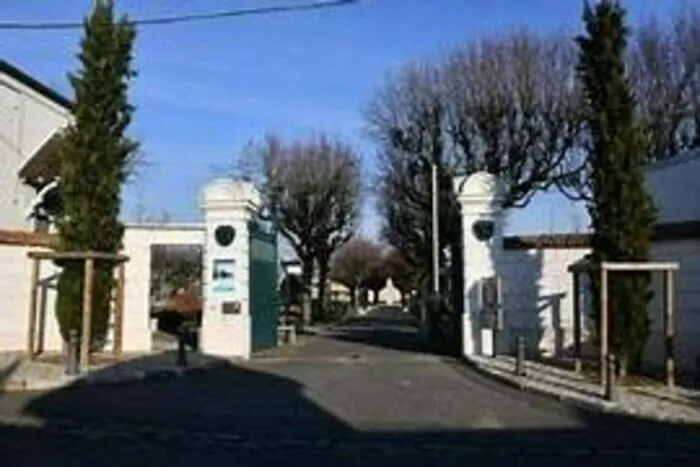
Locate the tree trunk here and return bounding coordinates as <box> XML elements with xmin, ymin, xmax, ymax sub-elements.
<box><xmin>349</xmin><ymin>285</ymin><xmax>357</xmax><ymax>311</ymax></box>
<box><xmin>618</xmin><ymin>356</ymin><xmax>628</xmax><ymax>381</ymax></box>
<box><xmin>317</xmin><ymin>262</ymin><xmax>329</xmax><ymax>322</ymax></box>
<box><xmin>301</xmin><ymin>259</ymin><xmax>314</xmax><ymax>328</ymax></box>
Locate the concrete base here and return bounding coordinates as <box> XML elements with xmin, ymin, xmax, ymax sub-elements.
<box><xmin>462</xmin><ymin>313</ymin><xmax>474</xmax><ymax>356</ymax></box>
<box><xmin>481</xmin><ymin>329</ymin><xmax>494</xmax><ymax>357</ymax></box>
<box><xmin>200</xmin><ymin>311</ymin><xmax>250</xmax><ymax>359</ymax></box>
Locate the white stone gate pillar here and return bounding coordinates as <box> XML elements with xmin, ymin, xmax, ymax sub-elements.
<box><xmin>199</xmin><ymin>178</ymin><xmax>260</xmax><ymax>359</ymax></box>
<box><xmin>454</xmin><ymin>172</ymin><xmax>504</xmax><ymax>357</ymax></box>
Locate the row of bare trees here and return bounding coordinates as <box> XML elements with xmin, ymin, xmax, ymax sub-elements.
<box><xmin>367</xmin><ymin>6</ymin><xmax>700</xmax><ymax>297</ymax></box>
<box><xmin>232</xmin><ymin>5</ymin><xmax>699</xmax><ymax>327</ymax></box>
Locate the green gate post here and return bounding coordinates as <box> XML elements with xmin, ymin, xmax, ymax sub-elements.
<box><xmin>249</xmin><ymin>219</ymin><xmax>279</xmax><ymax>352</ymax></box>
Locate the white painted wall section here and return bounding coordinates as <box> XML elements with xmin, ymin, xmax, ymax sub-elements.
<box><xmin>0</xmin><ymin>70</ymin><xmax>70</xmax><ymax>230</ymax></box>
<box><xmin>0</xmin><ymin>244</ymin><xmax>61</xmax><ymax>352</ymax></box>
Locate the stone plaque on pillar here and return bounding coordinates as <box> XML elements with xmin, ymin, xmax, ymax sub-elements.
<box><xmin>480</xmin><ymin>276</ymin><xmax>501</xmax><ymax>329</ymax></box>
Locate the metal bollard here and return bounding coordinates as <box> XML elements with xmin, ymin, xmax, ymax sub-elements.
<box><xmin>176</xmin><ymin>324</ymin><xmax>188</xmax><ymax>368</ymax></box>
<box><xmin>515</xmin><ymin>336</ymin><xmax>526</xmax><ymax>376</ymax></box>
<box><xmin>66</xmin><ymin>329</ymin><xmax>80</xmax><ymax>376</ymax></box>
<box><xmin>605</xmin><ymin>354</ymin><xmax>620</xmax><ymax>402</ymax></box>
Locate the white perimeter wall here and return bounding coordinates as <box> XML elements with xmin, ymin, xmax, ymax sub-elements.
<box><xmin>0</xmin><ymin>243</ymin><xmax>61</xmax><ymax>352</ymax></box>
<box><xmin>497</xmin><ymin>247</ymin><xmax>588</xmax><ymax>357</ymax></box>
<box><xmin>498</xmin><ymin>239</ymin><xmax>700</xmax><ymax>371</ymax></box>
<box><xmin>120</xmin><ymin>223</ymin><xmax>205</xmax><ymax>353</ymax></box>
<box><xmin>0</xmin><ymin>224</ymin><xmax>205</xmax><ymax>354</ymax></box>
<box><xmin>462</xmin><ymin>154</ymin><xmax>700</xmax><ymax>372</ymax></box>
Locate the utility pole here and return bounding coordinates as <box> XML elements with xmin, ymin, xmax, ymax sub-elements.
<box><xmin>431</xmin><ymin>161</ymin><xmax>439</xmax><ymax>296</ymax></box>
<box><xmin>424</xmin><ymin>160</ymin><xmax>439</xmax><ymax>336</ymax></box>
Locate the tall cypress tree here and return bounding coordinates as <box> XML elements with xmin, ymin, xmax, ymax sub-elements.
<box><xmin>576</xmin><ymin>0</ymin><xmax>656</xmax><ymax>371</ymax></box>
<box><xmin>55</xmin><ymin>0</ymin><xmax>138</xmax><ymax>348</ymax></box>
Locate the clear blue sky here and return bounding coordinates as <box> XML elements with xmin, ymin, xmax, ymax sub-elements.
<box><xmin>0</xmin><ymin>0</ymin><xmax>680</xmax><ymax>236</ymax></box>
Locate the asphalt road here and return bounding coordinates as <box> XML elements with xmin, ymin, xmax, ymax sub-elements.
<box><xmin>1</xmin><ymin>306</ymin><xmax>699</xmax><ymax>466</ymax></box>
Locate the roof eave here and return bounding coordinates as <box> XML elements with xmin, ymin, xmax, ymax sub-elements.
<box><xmin>0</xmin><ymin>59</ymin><xmax>73</xmax><ymax>111</ymax></box>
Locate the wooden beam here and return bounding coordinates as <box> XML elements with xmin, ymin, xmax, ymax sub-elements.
<box><xmin>572</xmin><ymin>272</ymin><xmax>582</xmax><ymax>374</ymax></box>
<box><xmin>26</xmin><ymin>258</ymin><xmax>40</xmax><ymax>360</ymax></box>
<box><xmin>570</xmin><ymin>261</ymin><xmax>680</xmax><ymax>273</ymax></box>
<box><xmin>27</xmin><ymin>250</ymin><xmax>129</xmax><ymax>262</ymax></box>
<box><xmin>600</xmin><ymin>267</ymin><xmax>609</xmax><ymax>389</ymax></box>
<box><xmin>113</xmin><ymin>262</ymin><xmax>125</xmax><ymax>357</ymax></box>
<box><xmin>601</xmin><ymin>261</ymin><xmax>679</xmax><ymax>272</ymax></box>
<box><xmin>37</xmin><ymin>285</ymin><xmax>47</xmax><ymax>355</ymax></box>
<box><xmin>664</xmin><ymin>270</ymin><xmax>675</xmax><ymax>388</ymax></box>
<box><xmin>0</xmin><ymin>229</ymin><xmax>57</xmax><ymax>248</ymax></box>
<box><xmin>80</xmin><ymin>258</ymin><xmax>95</xmax><ymax>370</ymax></box>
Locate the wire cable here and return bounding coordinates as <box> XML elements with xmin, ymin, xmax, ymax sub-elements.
<box><xmin>0</xmin><ymin>0</ymin><xmax>358</xmax><ymax>30</ymax></box>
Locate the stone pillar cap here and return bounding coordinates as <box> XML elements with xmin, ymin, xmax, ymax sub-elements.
<box><xmin>199</xmin><ymin>178</ymin><xmax>261</xmax><ymax>211</ymax></box>
<box><xmin>454</xmin><ymin>171</ymin><xmax>504</xmax><ymax>205</ymax></box>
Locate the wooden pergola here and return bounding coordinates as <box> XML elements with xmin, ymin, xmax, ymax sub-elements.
<box><xmin>27</xmin><ymin>251</ymin><xmax>129</xmax><ymax>369</ymax></box>
<box><xmin>569</xmin><ymin>259</ymin><xmax>679</xmax><ymax>389</ymax></box>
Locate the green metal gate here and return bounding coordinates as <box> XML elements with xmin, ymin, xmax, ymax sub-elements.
<box><xmin>248</xmin><ymin>218</ymin><xmax>279</xmax><ymax>352</ymax></box>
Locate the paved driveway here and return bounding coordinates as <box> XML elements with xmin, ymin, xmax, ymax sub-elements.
<box><xmin>1</xmin><ymin>306</ymin><xmax>699</xmax><ymax>465</ymax></box>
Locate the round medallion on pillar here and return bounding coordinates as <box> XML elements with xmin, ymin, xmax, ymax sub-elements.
<box><xmin>214</xmin><ymin>224</ymin><xmax>236</xmax><ymax>247</ymax></box>
<box><xmin>472</xmin><ymin>219</ymin><xmax>495</xmax><ymax>242</ymax></box>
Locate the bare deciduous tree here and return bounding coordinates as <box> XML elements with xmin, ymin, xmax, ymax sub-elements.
<box><xmin>444</xmin><ymin>30</ymin><xmax>583</xmax><ymax>207</ymax></box>
<box><xmin>558</xmin><ymin>5</ymin><xmax>700</xmax><ymax>201</ymax></box>
<box><xmin>630</xmin><ymin>5</ymin><xmax>700</xmax><ymax>161</ymax></box>
<box><xmin>367</xmin><ymin>31</ymin><xmax>582</xmax><ymax>306</ymax></box>
<box><xmin>329</xmin><ymin>236</ymin><xmax>382</xmax><ymax>308</ymax></box>
<box><xmin>246</xmin><ymin>134</ymin><xmax>361</xmax><ymax>324</ymax></box>
<box><xmin>367</xmin><ymin>62</ymin><xmax>456</xmax><ymax>290</ymax></box>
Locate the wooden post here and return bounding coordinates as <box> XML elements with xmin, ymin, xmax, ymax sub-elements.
<box><xmin>663</xmin><ymin>270</ymin><xmax>675</xmax><ymax>388</ymax></box>
<box><xmin>37</xmin><ymin>285</ymin><xmax>47</xmax><ymax>355</ymax></box>
<box><xmin>600</xmin><ymin>265</ymin><xmax>608</xmax><ymax>389</ymax></box>
<box><xmin>573</xmin><ymin>272</ymin><xmax>582</xmax><ymax>374</ymax></box>
<box><xmin>113</xmin><ymin>261</ymin><xmax>125</xmax><ymax>357</ymax></box>
<box><xmin>26</xmin><ymin>258</ymin><xmax>40</xmax><ymax>360</ymax></box>
<box><xmin>80</xmin><ymin>258</ymin><xmax>95</xmax><ymax>370</ymax></box>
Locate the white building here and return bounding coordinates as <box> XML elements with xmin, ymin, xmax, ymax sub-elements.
<box><xmin>456</xmin><ymin>151</ymin><xmax>700</xmax><ymax>372</ymax></box>
<box><xmin>0</xmin><ymin>62</ymin><xmax>275</xmax><ymax>359</ymax></box>
<box><xmin>0</xmin><ymin>60</ymin><xmax>71</xmax><ymax>231</ymax></box>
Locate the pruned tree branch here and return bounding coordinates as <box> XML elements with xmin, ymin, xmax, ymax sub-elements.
<box><xmin>443</xmin><ymin>30</ymin><xmax>583</xmax><ymax>207</ymax></box>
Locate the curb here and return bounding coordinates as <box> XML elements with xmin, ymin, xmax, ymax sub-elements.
<box><xmin>0</xmin><ymin>360</ymin><xmax>230</xmax><ymax>393</ymax></box>
<box><xmin>460</xmin><ymin>356</ymin><xmax>619</xmax><ymax>413</ymax></box>
<box><xmin>460</xmin><ymin>357</ymin><xmax>700</xmax><ymax>425</ymax></box>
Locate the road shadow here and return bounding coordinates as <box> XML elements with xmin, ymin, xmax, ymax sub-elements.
<box><xmin>1</xmin><ymin>352</ymin><xmax>700</xmax><ymax>464</ymax></box>
<box><xmin>13</xmin><ymin>352</ymin><xmax>355</xmax><ymax>440</ymax></box>
<box><xmin>342</xmin><ymin>305</ymin><xmax>419</xmax><ymax>326</ymax></box>
<box><xmin>322</xmin><ymin>306</ymin><xmax>448</xmax><ymax>355</ymax></box>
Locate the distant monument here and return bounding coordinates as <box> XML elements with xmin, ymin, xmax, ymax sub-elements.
<box><xmin>378</xmin><ymin>277</ymin><xmax>402</xmax><ymax>306</ymax></box>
